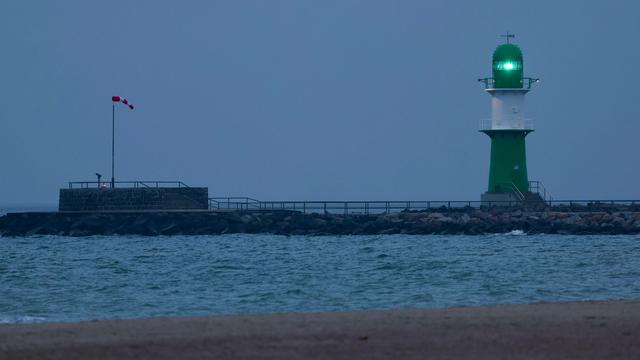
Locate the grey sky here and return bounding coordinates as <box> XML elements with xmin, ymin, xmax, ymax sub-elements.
<box><xmin>1</xmin><ymin>1</ymin><xmax>639</xmax><ymax>205</ymax></box>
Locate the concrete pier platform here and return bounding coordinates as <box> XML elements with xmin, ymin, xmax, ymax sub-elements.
<box><xmin>59</xmin><ymin>187</ymin><xmax>208</xmax><ymax>211</ymax></box>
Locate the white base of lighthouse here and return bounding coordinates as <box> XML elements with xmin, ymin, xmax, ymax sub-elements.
<box><xmin>484</xmin><ymin>89</ymin><xmax>532</xmax><ymax>130</ymax></box>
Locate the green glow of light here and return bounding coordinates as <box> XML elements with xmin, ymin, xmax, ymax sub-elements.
<box><xmin>496</xmin><ymin>61</ymin><xmax>518</xmax><ymax>71</ymax></box>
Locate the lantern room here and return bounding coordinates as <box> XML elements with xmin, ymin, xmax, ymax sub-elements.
<box><xmin>492</xmin><ymin>44</ymin><xmax>524</xmax><ymax>89</ymax></box>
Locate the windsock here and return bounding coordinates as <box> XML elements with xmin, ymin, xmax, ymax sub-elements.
<box><xmin>111</xmin><ymin>96</ymin><xmax>134</xmax><ymax>110</ymax></box>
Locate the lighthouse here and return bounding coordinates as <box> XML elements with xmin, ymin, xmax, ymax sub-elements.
<box><xmin>479</xmin><ymin>34</ymin><xmax>540</xmax><ymax>204</ymax></box>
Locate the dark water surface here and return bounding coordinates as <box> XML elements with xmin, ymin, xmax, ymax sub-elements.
<box><xmin>1</xmin><ymin>234</ymin><xmax>639</xmax><ymax>323</ymax></box>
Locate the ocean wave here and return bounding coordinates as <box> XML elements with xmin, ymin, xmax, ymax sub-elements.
<box><xmin>0</xmin><ymin>315</ymin><xmax>47</xmax><ymax>324</ymax></box>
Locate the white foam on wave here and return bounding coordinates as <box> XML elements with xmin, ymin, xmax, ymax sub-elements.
<box><xmin>0</xmin><ymin>315</ymin><xmax>47</xmax><ymax>324</ymax></box>
<box><xmin>506</xmin><ymin>230</ymin><xmax>526</xmax><ymax>236</ymax></box>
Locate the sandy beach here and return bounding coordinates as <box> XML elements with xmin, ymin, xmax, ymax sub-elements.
<box><xmin>1</xmin><ymin>300</ymin><xmax>638</xmax><ymax>359</ymax></box>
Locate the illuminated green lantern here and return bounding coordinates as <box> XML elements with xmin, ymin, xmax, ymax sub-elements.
<box><xmin>492</xmin><ymin>44</ymin><xmax>523</xmax><ymax>88</ymax></box>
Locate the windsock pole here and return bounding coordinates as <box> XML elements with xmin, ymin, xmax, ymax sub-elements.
<box><xmin>112</xmin><ymin>102</ymin><xmax>115</xmax><ymax>188</ymax></box>
<box><xmin>110</xmin><ymin>96</ymin><xmax>134</xmax><ymax>189</ymax></box>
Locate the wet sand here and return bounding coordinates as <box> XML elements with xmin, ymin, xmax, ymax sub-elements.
<box><xmin>1</xmin><ymin>300</ymin><xmax>639</xmax><ymax>359</ymax></box>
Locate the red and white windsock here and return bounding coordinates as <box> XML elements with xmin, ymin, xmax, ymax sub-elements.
<box><xmin>111</xmin><ymin>96</ymin><xmax>134</xmax><ymax>110</ymax></box>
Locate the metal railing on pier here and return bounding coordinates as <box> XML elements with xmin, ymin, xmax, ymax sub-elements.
<box><xmin>209</xmin><ymin>197</ymin><xmax>261</xmax><ymax>210</ymax></box>
<box><xmin>529</xmin><ymin>181</ymin><xmax>552</xmax><ymax>203</ymax></box>
<box><xmin>208</xmin><ymin>197</ymin><xmax>640</xmax><ymax>214</ymax></box>
<box><xmin>547</xmin><ymin>200</ymin><xmax>638</xmax><ymax>207</ymax></box>
<box><xmin>68</xmin><ymin>181</ymin><xmax>190</xmax><ymax>189</ymax></box>
<box><xmin>210</xmin><ymin>199</ymin><xmax>487</xmax><ymax>214</ymax></box>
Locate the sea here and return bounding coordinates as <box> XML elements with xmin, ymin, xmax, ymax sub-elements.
<box><xmin>1</xmin><ymin>232</ymin><xmax>639</xmax><ymax>324</ymax></box>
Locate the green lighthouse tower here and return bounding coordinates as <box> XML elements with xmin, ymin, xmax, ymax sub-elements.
<box><xmin>479</xmin><ymin>35</ymin><xmax>539</xmax><ymax>204</ymax></box>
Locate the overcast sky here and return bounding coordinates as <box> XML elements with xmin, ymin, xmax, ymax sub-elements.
<box><xmin>1</xmin><ymin>0</ymin><xmax>639</xmax><ymax>206</ymax></box>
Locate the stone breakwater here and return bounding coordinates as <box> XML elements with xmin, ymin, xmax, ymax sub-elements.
<box><xmin>2</xmin><ymin>207</ymin><xmax>640</xmax><ymax>236</ymax></box>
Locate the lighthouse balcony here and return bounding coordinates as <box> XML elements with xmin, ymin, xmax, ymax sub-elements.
<box><xmin>479</xmin><ymin>118</ymin><xmax>534</xmax><ymax>131</ymax></box>
<box><xmin>478</xmin><ymin>77</ymin><xmax>539</xmax><ymax>90</ymax></box>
